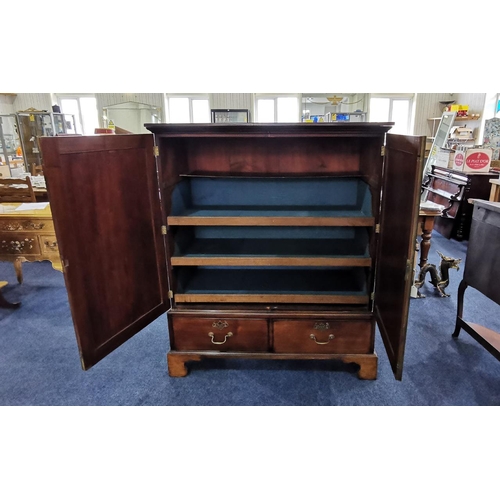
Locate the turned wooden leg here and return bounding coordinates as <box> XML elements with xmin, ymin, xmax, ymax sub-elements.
<box><xmin>14</xmin><ymin>258</ymin><xmax>24</xmax><ymax>284</ymax></box>
<box><xmin>452</xmin><ymin>280</ymin><xmax>468</xmax><ymax>338</ymax></box>
<box><xmin>167</xmin><ymin>353</ymin><xmax>202</xmax><ymax>377</ymax></box>
<box><xmin>419</xmin><ymin>225</ymin><xmax>433</xmax><ymax>269</ymax></box>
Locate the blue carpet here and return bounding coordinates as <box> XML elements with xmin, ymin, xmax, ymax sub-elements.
<box><xmin>1</xmin><ymin>230</ymin><xmax>499</xmax><ymax>406</ymax></box>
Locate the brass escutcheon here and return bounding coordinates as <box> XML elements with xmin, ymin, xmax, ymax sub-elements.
<box><xmin>212</xmin><ymin>320</ymin><xmax>229</xmax><ymax>330</ymax></box>
<box><xmin>313</xmin><ymin>322</ymin><xmax>330</xmax><ymax>331</ymax></box>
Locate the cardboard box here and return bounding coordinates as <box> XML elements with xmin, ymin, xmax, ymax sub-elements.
<box><xmin>433</xmin><ymin>147</ymin><xmax>454</xmax><ymax>169</ymax></box>
<box><xmin>463</xmin><ymin>148</ymin><xmax>492</xmax><ymax>173</ymax></box>
<box><xmin>452</xmin><ymin>151</ymin><xmax>466</xmax><ymax>171</ymax></box>
<box><xmin>450</xmin><ymin>104</ymin><xmax>469</xmax><ymax>116</ymax></box>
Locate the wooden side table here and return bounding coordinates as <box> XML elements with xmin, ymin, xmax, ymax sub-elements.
<box><xmin>0</xmin><ymin>203</ymin><xmax>62</xmax><ymax>283</ymax></box>
<box><xmin>418</xmin><ymin>209</ymin><xmax>438</xmax><ymax>268</ymax></box>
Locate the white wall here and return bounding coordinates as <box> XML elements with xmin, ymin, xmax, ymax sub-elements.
<box><xmin>412</xmin><ymin>93</ymin><xmax>453</xmax><ymax>136</ymax></box>
<box><xmin>210</xmin><ymin>93</ymin><xmax>254</xmax><ymax>113</ymax></box>
<box><xmin>0</xmin><ymin>94</ymin><xmax>16</xmax><ymax>114</ymax></box>
<box><xmin>13</xmin><ymin>93</ymin><xmax>53</xmax><ymax>113</ymax></box>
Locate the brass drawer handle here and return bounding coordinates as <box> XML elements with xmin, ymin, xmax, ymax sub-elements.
<box><xmin>310</xmin><ymin>334</ymin><xmax>335</xmax><ymax>345</ymax></box>
<box><xmin>208</xmin><ymin>332</ymin><xmax>233</xmax><ymax>345</ymax></box>
<box><xmin>44</xmin><ymin>240</ymin><xmax>58</xmax><ymax>250</ymax></box>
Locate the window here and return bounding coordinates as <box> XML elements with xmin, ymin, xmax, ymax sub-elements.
<box><xmin>369</xmin><ymin>95</ymin><xmax>413</xmax><ymax>134</ymax></box>
<box><xmin>57</xmin><ymin>95</ymin><xmax>99</xmax><ymax>135</ymax></box>
<box><xmin>166</xmin><ymin>95</ymin><xmax>210</xmax><ymax>123</ymax></box>
<box><xmin>255</xmin><ymin>94</ymin><xmax>300</xmax><ymax>123</ymax></box>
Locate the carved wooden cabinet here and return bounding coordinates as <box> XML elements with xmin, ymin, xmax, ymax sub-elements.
<box><xmin>40</xmin><ymin>123</ymin><xmax>425</xmax><ymax>380</ymax></box>
<box><xmin>0</xmin><ymin>203</ymin><xmax>62</xmax><ymax>283</ymax></box>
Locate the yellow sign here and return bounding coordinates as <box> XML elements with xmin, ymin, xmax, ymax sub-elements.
<box><xmin>108</xmin><ymin>120</ymin><xmax>115</xmax><ymax>131</ymax></box>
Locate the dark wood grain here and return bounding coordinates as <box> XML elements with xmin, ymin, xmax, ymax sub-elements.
<box><xmin>37</xmin><ymin>123</ymin><xmax>423</xmax><ymax>381</ymax></box>
<box><xmin>374</xmin><ymin>133</ymin><xmax>426</xmax><ymax>380</ymax></box>
<box><xmin>171</xmin><ymin>316</ymin><xmax>268</xmax><ymax>352</ymax></box>
<box><xmin>273</xmin><ymin>319</ymin><xmax>373</xmax><ymax>354</ymax></box>
<box><xmin>40</xmin><ymin>134</ymin><xmax>169</xmax><ymax>369</ymax></box>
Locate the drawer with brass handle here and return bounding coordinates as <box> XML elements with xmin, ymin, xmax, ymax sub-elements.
<box><xmin>41</xmin><ymin>236</ymin><xmax>59</xmax><ymax>255</ymax></box>
<box><xmin>273</xmin><ymin>319</ymin><xmax>373</xmax><ymax>354</ymax></box>
<box><xmin>0</xmin><ymin>234</ymin><xmax>40</xmax><ymax>255</ymax></box>
<box><xmin>171</xmin><ymin>317</ymin><xmax>268</xmax><ymax>352</ymax></box>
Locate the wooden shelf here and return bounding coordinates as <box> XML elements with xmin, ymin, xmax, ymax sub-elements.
<box><xmin>168</xmin><ymin>206</ymin><xmax>374</xmax><ymax>227</ymax></box>
<box><xmin>171</xmin><ymin>237</ymin><xmax>371</xmax><ymax>267</ymax></box>
<box><xmin>428</xmin><ymin>116</ymin><xmax>480</xmax><ymax>121</ymax></box>
<box><xmin>174</xmin><ymin>267</ymin><xmax>370</xmax><ymax>304</ymax></box>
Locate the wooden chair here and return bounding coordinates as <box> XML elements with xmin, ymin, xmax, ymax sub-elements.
<box><xmin>0</xmin><ymin>177</ymin><xmax>36</xmax><ymax>203</ymax></box>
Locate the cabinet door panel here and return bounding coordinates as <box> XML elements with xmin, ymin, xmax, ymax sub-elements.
<box><xmin>375</xmin><ymin>133</ymin><xmax>425</xmax><ymax>380</ymax></box>
<box><xmin>40</xmin><ymin>134</ymin><xmax>168</xmax><ymax>370</ymax></box>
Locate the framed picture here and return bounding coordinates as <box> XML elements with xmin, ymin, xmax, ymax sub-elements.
<box><xmin>211</xmin><ymin>109</ymin><xmax>249</xmax><ymax>123</ymax></box>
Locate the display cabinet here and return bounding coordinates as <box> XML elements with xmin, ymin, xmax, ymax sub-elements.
<box><xmin>0</xmin><ymin>114</ymin><xmax>26</xmax><ymax>177</ymax></box>
<box><xmin>211</xmin><ymin>109</ymin><xmax>249</xmax><ymax>123</ymax></box>
<box><xmin>17</xmin><ymin>112</ymin><xmax>76</xmax><ymax>174</ymax></box>
<box><xmin>39</xmin><ymin>123</ymin><xmax>425</xmax><ymax>381</ymax></box>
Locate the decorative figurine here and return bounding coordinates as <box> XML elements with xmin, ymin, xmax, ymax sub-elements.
<box><xmin>414</xmin><ymin>251</ymin><xmax>461</xmax><ymax>298</ymax></box>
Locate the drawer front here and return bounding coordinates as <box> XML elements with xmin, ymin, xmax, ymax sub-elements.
<box><xmin>273</xmin><ymin>319</ymin><xmax>373</xmax><ymax>354</ymax></box>
<box><xmin>0</xmin><ymin>234</ymin><xmax>41</xmax><ymax>255</ymax></box>
<box><xmin>0</xmin><ymin>219</ymin><xmax>54</xmax><ymax>233</ymax></box>
<box><xmin>41</xmin><ymin>235</ymin><xmax>59</xmax><ymax>256</ymax></box>
<box><xmin>171</xmin><ymin>316</ymin><xmax>268</xmax><ymax>352</ymax></box>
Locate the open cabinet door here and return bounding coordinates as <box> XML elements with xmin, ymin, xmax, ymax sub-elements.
<box><xmin>374</xmin><ymin>133</ymin><xmax>425</xmax><ymax>380</ymax></box>
<box><xmin>40</xmin><ymin>134</ymin><xmax>169</xmax><ymax>370</ymax></box>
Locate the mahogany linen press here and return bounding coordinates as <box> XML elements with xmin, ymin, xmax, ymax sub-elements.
<box><xmin>40</xmin><ymin>123</ymin><xmax>425</xmax><ymax>380</ymax></box>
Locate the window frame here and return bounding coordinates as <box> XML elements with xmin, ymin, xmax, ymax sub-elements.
<box><xmin>254</xmin><ymin>93</ymin><xmax>302</xmax><ymax>123</ymax></box>
<box><xmin>55</xmin><ymin>93</ymin><xmax>99</xmax><ymax>135</ymax></box>
<box><xmin>166</xmin><ymin>94</ymin><xmax>210</xmax><ymax>123</ymax></box>
<box><xmin>368</xmin><ymin>93</ymin><xmax>414</xmax><ymax>134</ymax></box>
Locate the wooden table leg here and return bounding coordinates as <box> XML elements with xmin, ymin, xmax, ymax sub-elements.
<box><xmin>419</xmin><ymin>215</ymin><xmax>436</xmax><ymax>269</ymax></box>
<box><xmin>14</xmin><ymin>257</ymin><xmax>24</xmax><ymax>284</ymax></box>
<box><xmin>0</xmin><ymin>281</ymin><xmax>21</xmax><ymax>309</ymax></box>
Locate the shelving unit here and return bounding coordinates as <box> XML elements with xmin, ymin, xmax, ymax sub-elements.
<box><xmin>168</xmin><ymin>176</ymin><xmax>373</xmax><ymax>304</ymax></box>
<box><xmin>39</xmin><ymin>123</ymin><xmax>425</xmax><ymax>381</ymax></box>
<box><xmin>427</xmin><ymin>115</ymin><xmax>480</xmax><ymax>142</ymax></box>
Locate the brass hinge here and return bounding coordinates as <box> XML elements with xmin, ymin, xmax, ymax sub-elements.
<box><xmin>161</xmin><ymin>225</ymin><xmax>167</xmax><ymax>235</ymax></box>
<box><xmin>153</xmin><ymin>146</ymin><xmax>159</xmax><ymax>157</ymax></box>
<box><xmin>370</xmin><ymin>292</ymin><xmax>375</xmax><ymax>301</ymax></box>
<box><xmin>381</xmin><ymin>146</ymin><xmax>386</xmax><ymax>157</ymax></box>
<box><xmin>375</xmin><ymin>224</ymin><xmax>381</xmax><ymax>233</ymax></box>
<box><xmin>168</xmin><ymin>290</ymin><xmax>173</xmax><ymax>299</ymax></box>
